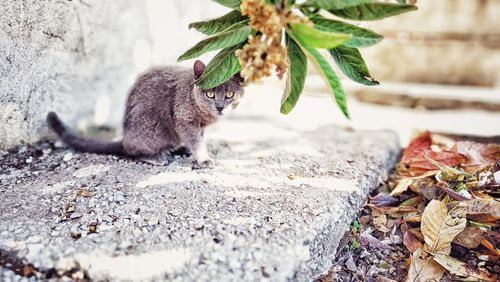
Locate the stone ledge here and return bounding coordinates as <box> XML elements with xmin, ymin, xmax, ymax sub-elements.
<box><xmin>0</xmin><ymin>123</ymin><xmax>399</xmax><ymax>281</ymax></box>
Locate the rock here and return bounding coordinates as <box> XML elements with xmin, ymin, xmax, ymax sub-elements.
<box><xmin>114</xmin><ymin>192</ymin><xmax>126</xmax><ymax>203</ymax></box>
<box><xmin>346</xmin><ymin>256</ymin><xmax>357</xmax><ymax>272</ymax></box>
<box><xmin>63</xmin><ymin>153</ymin><xmax>73</xmax><ymax>162</ymax></box>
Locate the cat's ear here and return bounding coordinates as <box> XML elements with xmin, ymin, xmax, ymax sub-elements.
<box><xmin>193</xmin><ymin>60</ymin><xmax>206</xmax><ymax>79</ymax></box>
<box><xmin>234</xmin><ymin>72</ymin><xmax>245</xmax><ymax>86</ymax></box>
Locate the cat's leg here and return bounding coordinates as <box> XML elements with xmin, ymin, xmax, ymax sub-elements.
<box><xmin>179</xmin><ymin>127</ymin><xmax>213</xmax><ymax>168</ymax></box>
<box><xmin>194</xmin><ymin>137</ymin><xmax>213</xmax><ymax>168</ymax></box>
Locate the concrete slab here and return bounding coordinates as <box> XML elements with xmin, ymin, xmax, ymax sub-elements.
<box><xmin>0</xmin><ymin>116</ymin><xmax>399</xmax><ymax>281</ymax></box>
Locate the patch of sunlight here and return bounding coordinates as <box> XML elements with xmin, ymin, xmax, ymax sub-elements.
<box><xmin>73</xmin><ymin>165</ymin><xmax>110</xmax><ymax>178</ymax></box>
<box><xmin>137</xmin><ymin>170</ymin><xmax>358</xmax><ymax>192</ymax></box>
<box><xmin>223</xmin><ymin>189</ymin><xmax>277</xmax><ymax>198</ymax></box>
<box><xmin>43</xmin><ymin>180</ymin><xmax>76</xmax><ymax>195</ymax></box>
<box><xmin>137</xmin><ymin>172</ymin><xmax>274</xmax><ymax>189</ymax></box>
<box><xmin>135</xmin><ymin>172</ymin><xmax>203</xmax><ymax>188</ymax></box>
<box><xmin>77</xmin><ymin>249</ymin><xmax>191</xmax><ymax>280</ymax></box>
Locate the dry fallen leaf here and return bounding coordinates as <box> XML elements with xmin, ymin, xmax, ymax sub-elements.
<box><xmin>461</xmin><ymin>199</ymin><xmax>500</xmax><ymax>222</ymax></box>
<box><xmin>368</xmin><ymin>204</ymin><xmax>418</xmax><ymax>215</ymax></box>
<box><xmin>408</xmin><ymin>228</ymin><xmax>425</xmax><ymax>242</ymax></box>
<box><xmin>432</xmin><ymin>253</ymin><xmax>497</xmax><ymax>281</ymax></box>
<box><xmin>454</xmin><ymin>141</ymin><xmax>500</xmax><ymax>169</ymax></box>
<box><xmin>480</xmin><ymin>238</ymin><xmax>500</xmax><ymax>257</ymax></box>
<box><xmin>371</xmin><ymin>193</ymin><xmax>399</xmax><ymax>207</ymax></box>
<box><xmin>453</xmin><ymin>227</ymin><xmax>485</xmax><ymax>249</ymax></box>
<box><xmin>390</xmin><ymin>178</ymin><xmax>413</xmax><ymax>196</ymax></box>
<box><xmin>403</xmin><ymin>230</ymin><xmax>423</xmax><ymax>253</ymax></box>
<box><xmin>421</xmin><ymin>200</ymin><xmax>467</xmax><ymax>255</ymax></box>
<box><xmin>402</xmin><ymin>131</ymin><xmax>432</xmax><ymax>162</ymax></box>
<box><xmin>406</xmin><ymin>248</ymin><xmax>445</xmax><ymax>282</ymax></box>
<box><xmin>372</xmin><ymin>209</ymin><xmax>390</xmax><ymax>233</ymax></box>
<box><xmin>402</xmin><ymin>151</ymin><xmax>468</xmax><ymax>176</ymax></box>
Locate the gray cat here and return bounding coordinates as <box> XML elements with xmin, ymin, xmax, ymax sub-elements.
<box><xmin>47</xmin><ymin>60</ymin><xmax>244</xmax><ymax>168</ymax></box>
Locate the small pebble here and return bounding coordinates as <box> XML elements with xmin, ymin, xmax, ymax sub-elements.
<box><xmin>346</xmin><ymin>256</ymin><xmax>357</xmax><ymax>272</ymax></box>
<box><xmin>63</xmin><ymin>152</ymin><xmax>73</xmax><ymax>162</ymax></box>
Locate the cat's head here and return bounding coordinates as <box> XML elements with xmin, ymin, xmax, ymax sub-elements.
<box><xmin>193</xmin><ymin>60</ymin><xmax>244</xmax><ymax>117</ymax></box>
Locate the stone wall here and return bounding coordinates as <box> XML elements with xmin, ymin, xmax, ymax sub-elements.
<box><xmin>0</xmin><ymin>0</ymin><xmax>150</xmax><ymax>150</ymax></box>
<box><xmin>360</xmin><ymin>0</ymin><xmax>500</xmax><ymax>87</ymax></box>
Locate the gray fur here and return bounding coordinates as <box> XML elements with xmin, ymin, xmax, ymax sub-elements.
<box><xmin>47</xmin><ymin>60</ymin><xmax>244</xmax><ymax>168</ymax></box>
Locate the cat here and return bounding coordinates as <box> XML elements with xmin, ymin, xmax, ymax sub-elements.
<box><xmin>47</xmin><ymin>60</ymin><xmax>244</xmax><ymax>168</ymax></box>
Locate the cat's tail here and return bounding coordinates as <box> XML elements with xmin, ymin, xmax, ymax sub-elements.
<box><xmin>47</xmin><ymin>112</ymin><xmax>125</xmax><ymax>155</ymax></box>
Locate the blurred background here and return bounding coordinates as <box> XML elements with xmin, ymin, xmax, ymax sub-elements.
<box><xmin>0</xmin><ymin>0</ymin><xmax>499</xmax><ymax>150</ymax></box>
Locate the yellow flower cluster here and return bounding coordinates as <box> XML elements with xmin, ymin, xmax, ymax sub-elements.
<box><xmin>236</xmin><ymin>35</ymin><xmax>287</xmax><ymax>83</ymax></box>
<box><xmin>236</xmin><ymin>0</ymin><xmax>309</xmax><ymax>83</ymax></box>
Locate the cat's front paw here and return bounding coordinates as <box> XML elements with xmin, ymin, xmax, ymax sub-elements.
<box><xmin>194</xmin><ymin>158</ymin><xmax>214</xmax><ymax>169</ymax></box>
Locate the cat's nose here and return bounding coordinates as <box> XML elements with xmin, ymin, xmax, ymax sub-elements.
<box><xmin>216</xmin><ymin>106</ymin><xmax>224</xmax><ymax>113</ymax></box>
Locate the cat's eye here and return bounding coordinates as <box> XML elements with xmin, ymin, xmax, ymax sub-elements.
<box><xmin>225</xmin><ymin>91</ymin><xmax>234</xmax><ymax>99</ymax></box>
<box><xmin>206</xmin><ymin>92</ymin><xmax>215</xmax><ymax>99</ymax></box>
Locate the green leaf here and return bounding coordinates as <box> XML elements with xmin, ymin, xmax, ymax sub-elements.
<box><xmin>329</xmin><ymin>3</ymin><xmax>417</xmax><ymax>21</ymax></box>
<box><xmin>178</xmin><ymin>23</ymin><xmax>252</xmax><ymax>61</ymax></box>
<box><xmin>214</xmin><ymin>0</ymin><xmax>242</xmax><ymax>10</ymax></box>
<box><xmin>290</xmin><ymin>23</ymin><xmax>351</xmax><ymax>49</ymax></box>
<box><xmin>288</xmin><ymin>31</ymin><xmax>350</xmax><ymax>119</ymax></box>
<box><xmin>195</xmin><ymin>44</ymin><xmax>243</xmax><ymax>90</ymax></box>
<box><xmin>281</xmin><ymin>36</ymin><xmax>307</xmax><ymax>114</ymax></box>
<box><xmin>303</xmin><ymin>0</ymin><xmax>373</xmax><ymax>10</ymax></box>
<box><xmin>330</xmin><ymin>46</ymin><xmax>378</xmax><ymax>86</ymax></box>
<box><xmin>310</xmin><ymin>16</ymin><xmax>383</xmax><ymax>48</ymax></box>
<box><xmin>189</xmin><ymin>10</ymin><xmax>248</xmax><ymax>36</ymax></box>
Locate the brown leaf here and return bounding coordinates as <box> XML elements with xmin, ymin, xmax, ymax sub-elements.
<box><xmin>454</xmin><ymin>141</ymin><xmax>500</xmax><ymax>168</ymax></box>
<box><xmin>439</xmin><ymin>186</ymin><xmax>472</xmax><ymax>201</ymax></box>
<box><xmin>406</xmin><ymin>248</ymin><xmax>445</xmax><ymax>282</ymax></box>
<box><xmin>390</xmin><ymin>178</ymin><xmax>413</xmax><ymax>196</ymax></box>
<box><xmin>481</xmin><ymin>239</ymin><xmax>500</xmax><ymax>257</ymax></box>
<box><xmin>402</xmin><ymin>151</ymin><xmax>468</xmax><ymax>176</ymax></box>
<box><xmin>432</xmin><ymin>253</ymin><xmax>497</xmax><ymax>281</ymax></box>
<box><xmin>453</xmin><ymin>227</ymin><xmax>485</xmax><ymax>249</ymax></box>
<box><xmin>403</xmin><ymin>230</ymin><xmax>423</xmax><ymax>253</ymax></box>
<box><xmin>400</xmin><ymin>196</ymin><xmax>423</xmax><ymax>208</ymax></box>
<box><xmin>471</xmin><ymin>191</ymin><xmax>496</xmax><ymax>200</ymax></box>
<box><xmin>421</xmin><ymin>200</ymin><xmax>467</xmax><ymax>255</ymax></box>
<box><xmin>371</xmin><ymin>193</ymin><xmax>399</xmax><ymax>207</ymax></box>
<box><xmin>372</xmin><ymin>209</ymin><xmax>390</xmax><ymax>233</ymax></box>
<box><xmin>462</xmin><ymin>199</ymin><xmax>500</xmax><ymax>221</ymax></box>
<box><xmin>402</xmin><ymin>131</ymin><xmax>432</xmax><ymax>162</ymax></box>
<box><xmin>368</xmin><ymin>204</ymin><xmax>418</xmax><ymax>215</ymax></box>
<box><xmin>403</xmin><ymin>212</ymin><xmax>422</xmax><ymax>223</ymax></box>
<box><xmin>409</xmin><ymin>228</ymin><xmax>425</xmax><ymax>242</ymax></box>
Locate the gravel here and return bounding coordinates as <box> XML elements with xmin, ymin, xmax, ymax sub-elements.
<box><xmin>0</xmin><ymin>124</ymin><xmax>399</xmax><ymax>281</ymax></box>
